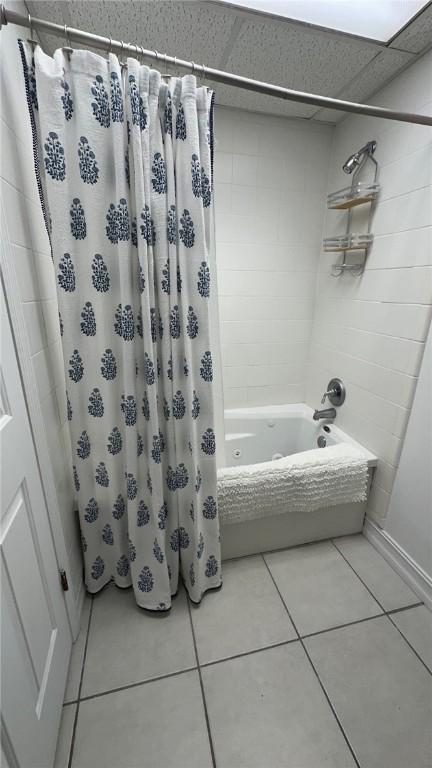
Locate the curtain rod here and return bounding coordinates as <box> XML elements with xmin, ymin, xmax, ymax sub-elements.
<box><xmin>1</xmin><ymin>4</ymin><xmax>432</xmax><ymax>127</ymax></box>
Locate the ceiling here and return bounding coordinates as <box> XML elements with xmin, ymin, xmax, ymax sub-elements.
<box><xmin>22</xmin><ymin>0</ymin><xmax>432</xmax><ymax>123</ymax></box>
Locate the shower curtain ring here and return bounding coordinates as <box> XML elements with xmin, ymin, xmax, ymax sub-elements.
<box><xmin>63</xmin><ymin>23</ymin><xmax>73</xmax><ymax>59</ymax></box>
<box><xmin>27</xmin><ymin>12</ymin><xmax>37</xmax><ymax>47</ymax></box>
<box><xmin>191</xmin><ymin>60</ymin><xmax>195</xmax><ymax>75</ymax></box>
<box><xmin>202</xmin><ymin>63</ymin><xmax>206</xmax><ymax>84</ymax></box>
<box><xmin>108</xmin><ymin>35</ymin><xmax>112</xmax><ymax>54</ymax></box>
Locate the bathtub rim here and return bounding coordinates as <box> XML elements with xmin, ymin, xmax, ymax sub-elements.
<box><xmin>224</xmin><ymin>403</ymin><xmax>377</xmax><ymax>468</ymax></box>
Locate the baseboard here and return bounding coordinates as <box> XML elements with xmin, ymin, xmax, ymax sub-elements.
<box><xmin>364</xmin><ymin>518</ymin><xmax>432</xmax><ymax>610</ymax></box>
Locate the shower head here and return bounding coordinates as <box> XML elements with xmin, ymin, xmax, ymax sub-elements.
<box><xmin>343</xmin><ymin>140</ymin><xmax>377</xmax><ymax>174</ymax></box>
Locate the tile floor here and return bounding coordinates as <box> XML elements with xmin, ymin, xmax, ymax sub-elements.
<box><xmin>55</xmin><ymin>533</ymin><xmax>432</xmax><ymax>768</ymax></box>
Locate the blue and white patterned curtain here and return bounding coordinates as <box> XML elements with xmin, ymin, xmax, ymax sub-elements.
<box><xmin>19</xmin><ymin>42</ymin><xmax>222</xmax><ymax>610</ymax></box>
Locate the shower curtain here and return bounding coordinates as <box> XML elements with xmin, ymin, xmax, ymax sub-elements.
<box><xmin>19</xmin><ymin>41</ymin><xmax>221</xmax><ymax>610</ymax></box>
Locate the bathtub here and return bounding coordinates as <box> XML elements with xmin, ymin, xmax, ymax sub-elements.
<box><xmin>219</xmin><ymin>404</ymin><xmax>377</xmax><ymax>559</ymax></box>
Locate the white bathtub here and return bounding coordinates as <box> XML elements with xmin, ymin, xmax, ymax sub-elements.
<box><xmin>219</xmin><ymin>404</ymin><xmax>377</xmax><ymax>559</ymax></box>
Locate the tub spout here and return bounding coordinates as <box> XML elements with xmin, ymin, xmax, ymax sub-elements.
<box><xmin>313</xmin><ymin>407</ymin><xmax>336</xmax><ymax>421</ymax></box>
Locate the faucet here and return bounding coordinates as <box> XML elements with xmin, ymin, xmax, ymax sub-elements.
<box><xmin>313</xmin><ymin>406</ymin><xmax>336</xmax><ymax>421</ymax></box>
<box><xmin>313</xmin><ymin>378</ymin><xmax>345</xmax><ymax>421</ymax></box>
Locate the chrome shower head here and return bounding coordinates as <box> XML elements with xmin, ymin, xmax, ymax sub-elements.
<box><xmin>343</xmin><ymin>140</ymin><xmax>377</xmax><ymax>174</ymax></box>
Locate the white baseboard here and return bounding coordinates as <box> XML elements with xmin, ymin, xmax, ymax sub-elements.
<box><xmin>364</xmin><ymin>518</ymin><xmax>432</xmax><ymax>610</ymax></box>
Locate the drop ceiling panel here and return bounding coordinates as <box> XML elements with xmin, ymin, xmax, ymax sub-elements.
<box><xmin>24</xmin><ymin>0</ymin><xmax>432</xmax><ymax>124</ymax></box>
<box><xmin>390</xmin><ymin>3</ymin><xmax>432</xmax><ymax>53</ymax></box>
<box><xmin>315</xmin><ymin>47</ymin><xmax>416</xmax><ymax>123</ymax></box>
<box><xmin>224</xmin><ymin>17</ymin><xmax>380</xmax><ymax>100</ymax></box>
<box><xmin>28</xmin><ymin>0</ymin><xmax>239</xmax><ymax>68</ymax></box>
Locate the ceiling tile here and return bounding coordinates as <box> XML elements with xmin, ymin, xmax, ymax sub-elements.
<box><xmin>390</xmin><ymin>3</ymin><xmax>432</xmax><ymax>53</ymax></box>
<box><xmin>314</xmin><ymin>47</ymin><xmax>416</xmax><ymax>123</ymax></box>
<box><xmin>29</xmin><ymin>1</ymin><xmax>239</xmax><ymax>68</ymax></box>
<box><xmin>224</xmin><ymin>17</ymin><xmax>381</xmax><ymax>98</ymax></box>
<box><xmin>24</xmin><ymin>0</ymin><xmax>430</xmax><ymax>125</ymax></box>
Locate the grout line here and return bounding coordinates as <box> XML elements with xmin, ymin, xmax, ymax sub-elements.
<box><xmin>67</xmin><ymin>596</ymin><xmax>94</xmax><ymax>768</ymax></box>
<box><xmin>76</xmin><ymin>665</ymin><xmax>198</xmax><ymax>703</ymax></box>
<box><xmin>61</xmin><ymin>547</ymin><xmax>430</xmax><ymax>761</ymax></box>
<box><xmin>310</xmin><ymin>338</ymin><xmax>421</xmax><ymax>379</ymax></box>
<box><xmin>200</xmin><ymin>638</ymin><xmax>299</xmax><ymax>668</ymax></box>
<box><xmin>187</xmin><ymin>598</ymin><xmax>218</xmax><ymax>768</ymax></box>
<box><xmin>330</xmin><ymin>539</ymin><xmax>432</xmax><ymax>676</ymax></box>
<box><xmin>301</xmin><ymin>612</ymin><xmax>385</xmax><ymax>639</ymax></box>
<box><xmin>62</xmin><ymin>598</ymin><xmax>426</xmax><ymax>705</ymax></box>
<box><xmin>261</xmin><ymin>553</ymin><xmax>362</xmax><ymax>768</ymax></box>
<box><xmin>312</xmin><ymin>320</ymin><xmax>427</xmax><ymax>347</ymax></box>
<box><xmin>386</xmin><ymin>612</ymin><xmax>432</xmax><ymax>676</ymax></box>
<box><xmin>223</xmin><ymin>535</ymin><xmax>335</xmax><ymax>564</ymax></box>
<box><xmin>331</xmin><ymin>538</ymin><xmax>386</xmax><ymax>612</ymax></box>
<box><xmin>387</xmin><ymin>602</ymin><xmax>424</xmax><ymax>615</ymax></box>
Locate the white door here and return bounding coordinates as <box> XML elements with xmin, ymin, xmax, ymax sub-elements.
<box><xmin>1</xmin><ymin>279</ymin><xmax>72</xmax><ymax>768</ymax></box>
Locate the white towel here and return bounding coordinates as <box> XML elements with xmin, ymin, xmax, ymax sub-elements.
<box><xmin>217</xmin><ymin>443</ymin><xmax>368</xmax><ymax>525</ymax></box>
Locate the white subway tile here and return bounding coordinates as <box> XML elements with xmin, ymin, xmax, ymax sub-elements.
<box><xmin>232</xmin><ymin>154</ymin><xmax>258</xmax><ymax>186</ymax></box>
<box><xmin>247</xmin><ymin>384</ymin><xmax>304</xmax><ymax>406</ymax></box>
<box><xmin>218</xmin><ymin>295</ymin><xmax>313</xmax><ymax>322</ymax></box>
<box><xmin>336</xmin><ymin>406</ymin><xmax>403</xmax><ymax>467</ymax></box>
<box><xmin>42</xmin><ymin>299</ymin><xmax>62</xmax><ymax>346</ymax></box>
<box><xmin>12</xmin><ymin>244</ymin><xmax>40</xmax><ymax>302</ymax></box>
<box><xmin>231</xmin><ymin>122</ymin><xmax>259</xmax><ymax>156</ymax></box>
<box><xmin>373</xmin><ymin>186</ymin><xmax>432</xmax><ymax>236</ymax></box>
<box><xmin>218</xmin><ymin>270</ymin><xmax>315</xmax><ymax>298</ymax></box>
<box><xmin>214</xmin><ymin>183</ymin><xmax>232</xmax><ymax>215</ymax></box>
<box><xmin>230</xmin><ymin>184</ymin><xmax>258</xmax><ymax>216</ymax></box>
<box><xmin>214</xmin><ymin>108</ymin><xmax>234</xmax><ymax>152</ymax></box>
<box><xmin>0</xmin><ymin>118</ymin><xmax>40</xmax><ymax>204</ymax></box>
<box><xmin>367</xmin><ymin>482</ymin><xmax>391</xmax><ymax>524</ymax></box>
<box><xmin>308</xmin><ymin>342</ymin><xmax>417</xmax><ymax>408</ymax></box>
<box><xmin>367</xmin><ymin>227</ymin><xmax>432</xmax><ymax>270</ymax></box>
<box><xmin>313</xmin><ymin>323</ymin><xmax>425</xmax><ymax>376</ymax></box>
<box><xmin>223</xmin><ymin>387</ymin><xmax>249</xmax><ymax>409</ymax></box>
<box><xmin>214</xmin><ymin>152</ymin><xmax>233</xmax><ymax>184</ymax></box>
<box><xmin>317</xmin><ymin>266</ymin><xmax>432</xmax><ymax>305</ymax></box>
<box><xmin>0</xmin><ymin>21</ymin><xmax>38</xmax><ymax>147</ymax></box>
<box><xmin>222</xmin><ymin>365</ymin><xmax>250</xmax><ymax>389</ymax></box>
<box><xmin>220</xmin><ymin>320</ymin><xmax>311</xmax><ymax>345</ymax></box>
<box><xmin>32</xmin><ymin>339</ymin><xmax>66</xmax><ymax>402</ymax></box>
<box><xmin>312</xmin><ymin>296</ymin><xmax>431</xmax><ymax>341</ymax></box>
<box><xmin>216</xmin><ymin>213</ymin><xmax>254</xmax><ymax>243</ymax></box>
<box><xmin>221</xmin><ymin>341</ymin><xmax>307</xmax><ymax>368</ymax></box>
<box><xmin>1</xmin><ymin>180</ymin><xmax>50</xmax><ymax>254</ymax></box>
<box><xmin>23</xmin><ymin>302</ymin><xmax>48</xmax><ymax>356</ymax></box>
<box><xmin>373</xmin><ymin>461</ymin><xmax>397</xmax><ymax>495</ymax></box>
<box><xmin>341</xmin><ymin>382</ymin><xmax>409</xmax><ymax>439</ymax></box>
<box><xmin>257</xmin><ymin>155</ymin><xmax>284</xmax><ymax>188</ymax></box>
<box><xmin>244</xmin><ymin>363</ymin><xmax>304</xmax><ymax>388</ymax></box>
<box><xmin>379</xmin><ymin>145</ymin><xmax>431</xmax><ymax>201</ymax></box>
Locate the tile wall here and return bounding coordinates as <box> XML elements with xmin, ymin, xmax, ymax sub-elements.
<box><xmin>306</xmin><ymin>50</ymin><xmax>432</xmax><ymax>524</ymax></box>
<box><xmin>214</xmin><ymin>106</ymin><xmax>333</xmax><ymax>408</ymax></box>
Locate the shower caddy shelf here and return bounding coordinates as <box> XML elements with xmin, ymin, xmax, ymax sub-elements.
<box><xmin>324</xmin><ymin>142</ymin><xmax>379</xmax><ymax>277</ymax></box>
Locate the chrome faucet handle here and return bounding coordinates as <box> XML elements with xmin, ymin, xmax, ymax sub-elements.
<box><xmin>320</xmin><ymin>378</ymin><xmax>346</xmax><ymax>407</ymax></box>
<box><xmin>321</xmin><ymin>388</ymin><xmax>335</xmax><ymax>405</ymax></box>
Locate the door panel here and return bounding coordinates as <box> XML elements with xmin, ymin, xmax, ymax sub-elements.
<box><xmin>1</xmin><ymin>280</ymin><xmax>72</xmax><ymax>768</ymax></box>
